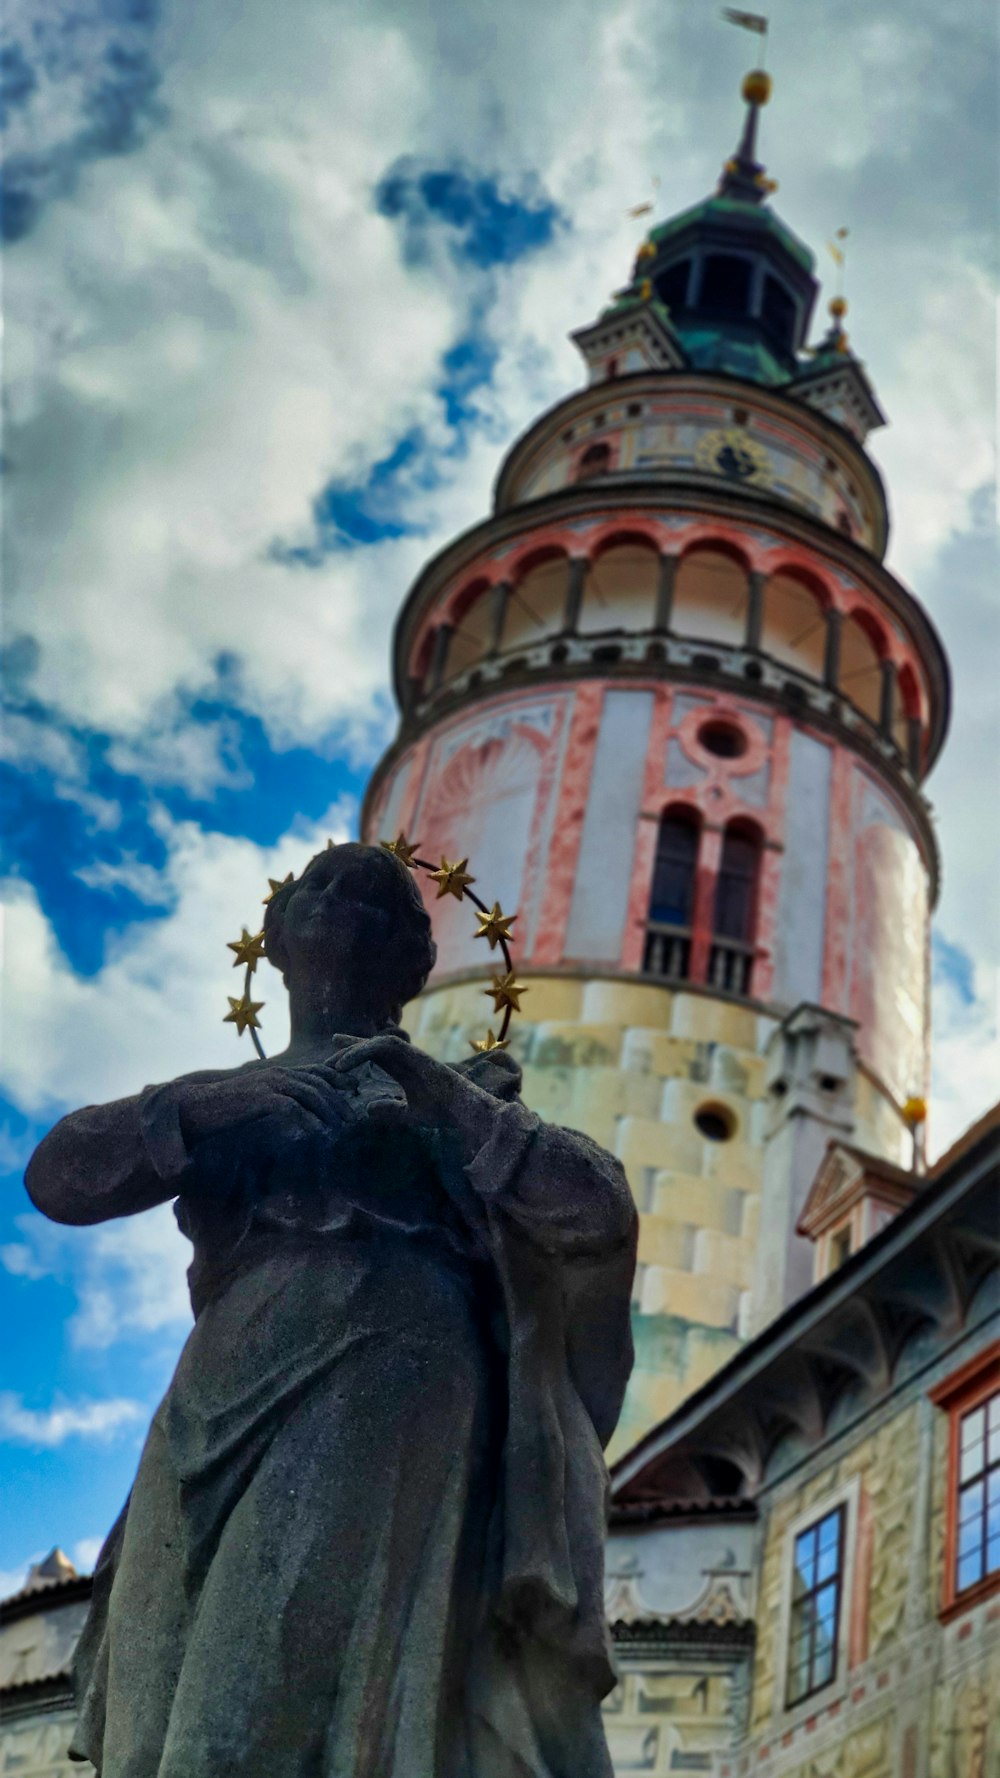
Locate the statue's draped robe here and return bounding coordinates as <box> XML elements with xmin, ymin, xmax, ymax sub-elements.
<box><xmin>25</xmin><ymin>1045</ymin><xmax>637</xmax><ymax>1778</ymax></box>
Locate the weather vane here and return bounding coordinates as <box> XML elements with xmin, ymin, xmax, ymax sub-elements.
<box><xmin>223</xmin><ymin>836</ymin><xmax>523</xmax><ymax>1061</ymax></box>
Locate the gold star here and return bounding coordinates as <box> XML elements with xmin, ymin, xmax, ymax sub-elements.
<box><xmin>428</xmin><ymin>856</ymin><xmax>475</xmax><ymax>901</ymax></box>
<box><xmin>381</xmin><ymin>832</ymin><xmax>420</xmax><ymax>870</ymax></box>
<box><xmin>473</xmin><ymin>901</ymin><xmax>517</xmax><ymax>951</ymax></box>
<box><xmin>485</xmin><ymin>970</ymin><xmax>528</xmax><ymax>1014</ymax></box>
<box><xmin>226</xmin><ymin>927</ymin><xmax>267</xmax><ymax>972</ymax></box>
<box><xmin>224</xmin><ymin>994</ymin><xmax>264</xmax><ymax>1036</ymax></box>
<box><xmin>470</xmin><ymin>1029</ymin><xmax>509</xmax><ymax>1053</ymax></box>
<box><xmin>262</xmin><ymin>873</ymin><xmax>294</xmax><ymax>905</ymax></box>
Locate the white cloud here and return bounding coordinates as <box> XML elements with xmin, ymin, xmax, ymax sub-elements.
<box><xmin>73</xmin><ymin>1535</ymin><xmax>104</xmax><ymax>1575</ymax></box>
<box><xmin>0</xmin><ymin>1554</ymin><xmax>43</xmax><ymax>1601</ymax></box>
<box><xmin>0</xmin><ymin>1392</ymin><xmax>144</xmax><ymax>1447</ymax></box>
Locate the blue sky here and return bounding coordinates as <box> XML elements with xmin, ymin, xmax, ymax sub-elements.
<box><xmin>1</xmin><ymin>0</ymin><xmax>997</xmax><ymax>1591</ymax></box>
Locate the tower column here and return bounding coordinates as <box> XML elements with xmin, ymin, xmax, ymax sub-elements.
<box><xmin>654</xmin><ymin>552</ymin><xmax>677</xmax><ymax>633</ymax></box>
<box><xmin>488</xmin><ymin>580</ymin><xmax>511</xmax><ymax>654</ymax></box>
<box><xmin>879</xmin><ymin>658</ymin><xmax>897</xmax><ymax>738</ymax></box>
<box><xmin>744</xmin><ymin>569</ymin><xmax>765</xmax><ymax>652</ymax></box>
<box><xmin>562</xmin><ymin>556</ymin><xmax>588</xmax><ymax>635</ymax></box>
<box><xmin>823</xmin><ymin>608</ymin><xmax>843</xmax><ymax>689</ymax></box>
<box><xmin>428</xmin><ymin>623</ymin><xmax>453</xmax><ymax>692</ymax></box>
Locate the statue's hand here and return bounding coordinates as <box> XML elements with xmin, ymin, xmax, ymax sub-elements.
<box><xmin>332</xmin><ymin>1036</ymin><xmax>503</xmax><ymax>1153</ymax></box>
<box><xmin>171</xmin><ymin>1065</ymin><xmax>357</xmax><ymax>1147</ymax></box>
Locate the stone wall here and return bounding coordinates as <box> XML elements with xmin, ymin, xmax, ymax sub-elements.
<box><xmin>404</xmin><ymin>972</ymin><xmax>772</xmax><ymax>1457</ymax></box>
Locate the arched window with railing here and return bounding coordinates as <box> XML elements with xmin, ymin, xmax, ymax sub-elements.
<box><xmin>500</xmin><ymin>552</ymin><xmax>570</xmax><ymax>652</ymax></box>
<box><xmin>441</xmin><ymin>578</ymin><xmax>492</xmax><ymax>682</ymax></box>
<box><xmin>578</xmin><ymin>539</ymin><xmax>659</xmax><ymax>636</ymax></box>
<box><xmin>839</xmin><ymin>608</ymin><xmax>887</xmax><ymax>726</ymax></box>
<box><xmin>761</xmin><ymin>568</ymin><xmax>828</xmax><ymax>681</ymax></box>
<box><xmin>709</xmin><ymin>820</ymin><xmax>761</xmax><ymax>996</ymax></box>
<box><xmin>643</xmin><ymin>806</ymin><xmax>701</xmax><ymax>982</ymax></box>
<box><xmin>673</xmin><ymin>545</ymin><xmax>750</xmax><ymax>649</ymax></box>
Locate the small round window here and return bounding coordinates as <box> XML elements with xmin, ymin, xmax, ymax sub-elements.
<box><xmin>698</xmin><ymin>720</ymin><xmax>748</xmax><ymax>760</ymax></box>
<box><xmin>694</xmin><ymin>1103</ymin><xmax>737</xmax><ymax>1142</ymax></box>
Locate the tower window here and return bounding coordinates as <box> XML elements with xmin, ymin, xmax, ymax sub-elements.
<box><xmin>761</xmin><ymin>274</ymin><xmax>797</xmax><ymax>349</ymax></box>
<box><xmin>643</xmin><ymin>809</ymin><xmax>699</xmax><ymax>983</ymax></box>
<box><xmin>698</xmin><ymin>718</ymin><xmax>748</xmax><ymax>759</ymax></box>
<box><xmin>575</xmin><ymin>442</ymin><xmax>612</xmax><ymax>481</ymax></box>
<box><xmin>699</xmin><ymin>254</ymin><xmax>753</xmax><ymax>316</ymax></box>
<box><xmin>694</xmin><ymin>1103</ymin><xmax>736</xmax><ymax>1142</ymax></box>
<box><xmin>649</xmin><ymin>811</ymin><xmax>699</xmax><ymax>927</ymax></box>
<box><xmin>786</xmin><ymin>1506</ymin><xmax>846</xmax><ymax>1707</ymax></box>
<box><xmin>657</xmin><ymin>257</ymin><xmax>692</xmax><ymax>311</ymax></box>
<box><xmin>709</xmin><ymin>823</ymin><xmax>760</xmax><ymax>996</ymax></box>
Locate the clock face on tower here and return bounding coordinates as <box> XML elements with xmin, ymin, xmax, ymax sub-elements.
<box><xmin>694</xmin><ymin>426</ymin><xmax>774</xmax><ymax>488</ymax></box>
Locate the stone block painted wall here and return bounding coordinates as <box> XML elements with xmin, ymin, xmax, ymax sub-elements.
<box><xmin>0</xmin><ymin>1711</ymin><xmax>92</xmax><ymax>1776</ymax></box>
<box><xmin>736</xmin><ymin>1342</ymin><xmax>1000</xmax><ymax>1778</ymax></box>
<box><xmin>403</xmin><ymin>973</ymin><xmax>775</xmax><ymax>1457</ymax></box>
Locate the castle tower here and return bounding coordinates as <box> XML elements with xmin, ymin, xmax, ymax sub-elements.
<box><xmin>361</xmin><ymin>72</ymin><xmax>950</xmax><ymax>1454</ymax></box>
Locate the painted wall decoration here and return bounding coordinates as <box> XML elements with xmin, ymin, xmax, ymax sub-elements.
<box><xmin>407</xmin><ymin>693</ymin><xmax>574</xmax><ymax>975</ymax></box>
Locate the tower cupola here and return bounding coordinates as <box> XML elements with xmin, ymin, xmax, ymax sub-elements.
<box><xmin>634</xmin><ymin>72</ymin><xmax>819</xmax><ymax>382</ymax></box>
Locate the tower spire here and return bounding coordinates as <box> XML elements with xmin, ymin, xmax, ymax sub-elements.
<box><xmin>718</xmin><ymin>67</ymin><xmax>776</xmax><ymax>205</ymax></box>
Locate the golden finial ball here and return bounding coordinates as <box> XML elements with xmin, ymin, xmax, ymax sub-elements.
<box><xmin>902</xmin><ymin>1095</ymin><xmax>928</xmax><ymax>1127</ymax></box>
<box><xmin>829</xmin><ymin>295</ymin><xmax>848</xmax><ymax>320</ymax></box>
<box><xmin>742</xmin><ymin>69</ymin><xmax>772</xmax><ymax>105</ymax></box>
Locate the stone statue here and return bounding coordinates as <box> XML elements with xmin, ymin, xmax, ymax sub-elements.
<box><xmin>26</xmin><ymin>842</ymin><xmax>638</xmax><ymax>1778</ymax></box>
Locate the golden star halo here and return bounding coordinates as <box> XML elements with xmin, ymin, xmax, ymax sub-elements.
<box><xmin>474</xmin><ymin>901</ymin><xmax>516</xmax><ymax>950</ymax></box>
<box><xmin>227</xmin><ymin>848</ymin><xmax>521</xmax><ymax>1057</ymax></box>
<box><xmin>485</xmin><ymin>970</ymin><xmax>528</xmax><ymax>1014</ymax></box>
<box><xmin>226</xmin><ymin>928</ymin><xmax>266</xmax><ymax>972</ymax></box>
<box><xmin>262</xmin><ymin>873</ymin><xmax>294</xmax><ymax>905</ymax></box>
<box><xmin>428</xmin><ymin>856</ymin><xmax>475</xmax><ymax>901</ymax></box>
<box><xmin>380</xmin><ymin>832</ymin><xmax>420</xmax><ymax>869</ymax></box>
<box><xmin>224</xmin><ymin>994</ymin><xmax>264</xmax><ymax>1036</ymax></box>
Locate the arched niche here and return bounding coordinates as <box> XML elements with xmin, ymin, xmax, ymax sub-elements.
<box><xmin>575</xmin><ymin>441</ymin><xmax>612</xmax><ymax>482</ymax></box>
<box><xmin>673</xmin><ymin>545</ymin><xmax>749</xmax><ymax>649</ymax></box>
<box><xmin>762</xmin><ymin>568</ymin><xmax>828</xmax><ymax>679</ymax></box>
<box><xmin>839</xmin><ymin>609</ymin><xmax>886</xmax><ymax>726</ymax></box>
<box><xmin>501</xmin><ymin>552</ymin><xmax>569</xmax><ymax>652</ymax></box>
<box><xmin>578</xmin><ymin>539</ymin><xmax>659</xmax><ymax>636</ymax></box>
<box><xmin>442</xmin><ymin>578</ymin><xmax>493</xmax><ymax>682</ymax></box>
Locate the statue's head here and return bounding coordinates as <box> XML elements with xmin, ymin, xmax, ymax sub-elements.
<box><xmin>262</xmin><ymin>842</ymin><xmax>437</xmax><ymax>1027</ymax></box>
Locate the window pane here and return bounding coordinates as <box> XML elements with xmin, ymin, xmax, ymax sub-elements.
<box><xmin>988</xmin><ymin>1468</ymin><xmax>1000</xmax><ymax>1508</ymax></box>
<box><xmin>987</xmin><ymin>1496</ymin><xmax>1000</xmax><ymax>1541</ymax></box>
<box><xmin>958</xmin><ymin>1517</ymin><xmax>983</xmax><ymax>1560</ymax></box>
<box><xmin>988</xmin><ymin>1393</ymin><xmax>1000</xmax><ymax>1430</ymax></box>
<box><xmin>987</xmin><ymin>1536</ymin><xmax>1000</xmax><ymax>1577</ymax></box>
<box><xmin>817</xmin><ymin>1539</ymin><xmax>840</xmax><ymax>1583</ymax></box>
<box><xmin>649</xmin><ymin>817</ymin><xmax>698</xmax><ymax>926</ymax></box>
<box><xmin>812</xmin><ymin>1645</ymin><xmax>835</xmax><ymax>1689</ymax></box>
<box><xmin>988</xmin><ymin>1425</ymin><xmax>1000</xmax><ymax>1465</ymax></box>
<box><xmin>814</xmin><ymin>1582</ymin><xmax>838</xmax><ymax>1634</ymax></box>
<box><xmin>960</xmin><ymin>1439</ymin><xmax>985</xmax><ymax>1483</ymax></box>
<box><xmin>818</xmin><ymin>1510</ymin><xmax>842</xmax><ymax>1552</ymax></box>
<box><xmin>957</xmin><ymin>1549</ymin><xmax>984</xmax><ymax>1592</ymax></box>
<box><xmin>959</xmin><ymin>1480</ymin><xmax>985</xmax><ymax>1525</ymax></box>
<box><xmin>962</xmin><ymin>1406</ymin><xmax>986</xmax><ymax>1448</ymax></box>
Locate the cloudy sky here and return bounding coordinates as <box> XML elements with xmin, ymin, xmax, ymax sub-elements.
<box><xmin>1</xmin><ymin>0</ymin><xmax>996</xmax><ymax>1591</ymax></box>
